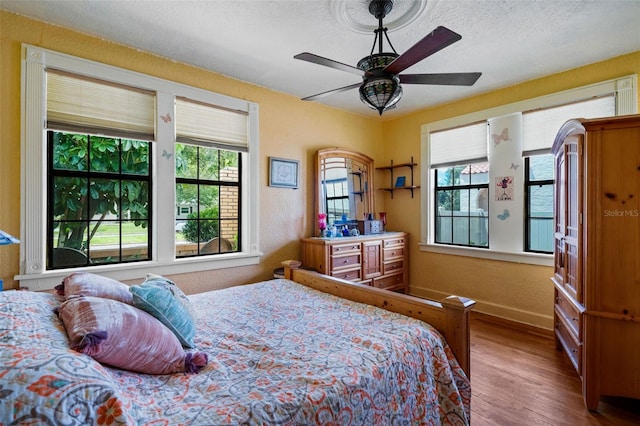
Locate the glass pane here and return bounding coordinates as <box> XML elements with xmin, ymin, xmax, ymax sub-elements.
<box><xmin>470</xmin><ymin>216</ymin><xmax>489</xmax><ymax>247</ymax></box>
<box><xmin>471</xmin><ymin>187</ymin><xmax>489</xmax><ymax>213</ymax></box>
<box><xmin>220</xmin><ymin>151</ymin><xmax>240</xmax><ymax>182</ymax></box>
<box><xmin>436</xmin><ymin>189</ymin><xmax>453</xmax><ymax>215</ymax></box>
<box><xmin>89</xmin><ymin>179</ymin><xmax>118</xmax><ymax>218</ymax></box>
<box><xmin>122</xmin><ymin>220</ymin><xmax>149</xmax><ymax>261</ymax></box>
<box><xmin>120</xmin><ymin>180</ymin><xmax>149</xmax><ymax>221</ymax></box>
<box><xmin>452</xmin><ymin>217</ymin><xmax>469</xmax><ymax>245</ymax></box>
<box><xmin>51</xmin><ymin>220</ymin><xmax>88</xmax><ymax>251</ymax></box>
<box><xmin>175</xmin><ymin>143</ymin><xmax>198</xmax><ymax>179</ymax></box>
<box><xmin>199</xmin><ymin>185</ymin><xmax>220</xmax><ymax>215</ymax></box>
<box><xmin>220</xmin><ymin>219</ymin><xmax>238</xmax><ymax>250</ymax></box>
<box><xmin>53</xmin><ymin>176</ymin><xmax>88</xmax><ymax>221</ymax></box>
<box><xmin>528</xmin><ymin>154</ymin><xmax>554</xmax><ymax>181</ymax></box>
<box><xmin>528</xmin><ymin>218</ymin><xmax>554</xmax><ymax>252</ymax></box>
<box><xmin>181</xmin><ymin>219</ymin><xmax>200</xmax><ymax>244</ymax></box>
<box><xmin>121</xmin><ymin>139</ymin><xmax>150</xmax><ymax>175</ymax></box>
<box><xmin>198</xmin><ymin>219</ymin><xmax>219</xmax><ymax>244</ymax></box>
<box><xmin>220</xmin><ymin>186</ymin><xmax>239</xmax><ymax>219</ymax></box>
<box><xmin>176</xmin><ymin>183</ymin><xmax>198</xmax><ymax>218</ymax></box>
<box><xmin>469</xmin><ymin>162</ymin><xmax>490</xmax><ymax>184</ymax></box>
<box><xmin>458</xmin><ymin>166</ymin><xmax>470</xmax><ymax>185</ymax></box>
<box><xmin>436</xmin><ymin>167</ymin><xmax>453</xmax><ymax>187</ymax></box>
<box><xmin>52</xmin><ymin>132</ymin><xmax>88</xmax><ymax>171</ymax></box>
<box><xmin>89</xmin><ymin>136</ymin><xmax>120</xmax><ymax>173</ymax></box>
<box><xmin>49</xmin><ymin>230</ymin><xmax>89</xmax><ymax>268</ymax></box>
<box><xmin>199</xmin><ymin>146</ymin><xmax>220</xmax><ymax>181</ymax></box>
<box><xmin>529</xmin><ymin>184</ymin><xmax>554</xmax><ymax>218</ymax></box>
<box><xmin>436</xmin><ymin>216</ymin><xmax>452</xmax><ymax>243</ymax></box>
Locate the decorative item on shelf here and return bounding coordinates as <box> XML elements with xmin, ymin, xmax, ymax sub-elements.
<box><xmin>379</xmin><ymin>212</ymin><xmax>387</xmax><ymax>231</ymax></box>
<box><xmin>394</xmin><ymin>176</ymin><xmax>406</xmax><ymax>187</ymax></box>
<box><xmin>317</xmin><ymin>213</ymin><xmax>327</xmax><ymax>237</ymax></box>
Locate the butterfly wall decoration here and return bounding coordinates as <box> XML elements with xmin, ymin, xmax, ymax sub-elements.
<box><xmin>497</xmin><ymin>209</ymin><xmax>511</xmax><ymax>221</ymax></box>
<box><xmin>491</xmin><ymin>128</ymin><xmax>511</xmax><ymax>147</ymax></box>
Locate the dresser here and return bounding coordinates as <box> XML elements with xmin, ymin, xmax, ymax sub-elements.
<box><xmin>551</xmin><ymin>115</ymin><xmax>640</xmax><ymax>411</ymax></box>
<box><xmin>300</xmin><ymin>232</ymin><xmax>408</xmax><ymax>292</ymax></box>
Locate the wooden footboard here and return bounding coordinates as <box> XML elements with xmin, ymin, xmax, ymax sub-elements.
<box><xmin>283</xmin><ymin>260</ymin><xmax>475</xmax><ymax>378</ymax></box>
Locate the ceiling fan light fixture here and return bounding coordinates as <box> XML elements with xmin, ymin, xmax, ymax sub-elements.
<box><xmin>359</xmin><ymin>75</ymin><xmax>403</xmax><ymax>115</ymax></box>
<box><xmin>356</xmin><ymin>53</ymin><xmax>398</xmax><ymax>72</ymax></box>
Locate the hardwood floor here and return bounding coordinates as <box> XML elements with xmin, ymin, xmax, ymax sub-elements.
<box><xmin>469</xmin><ymin>313</ymin><xmax>640</xmax><ymax>425</ymax></box>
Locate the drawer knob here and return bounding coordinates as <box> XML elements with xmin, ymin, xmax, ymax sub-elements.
<box><xmin>571</xmin><ymin>317</ymin><xmax>578</xmax><ymax>322</ymax></box>
<box><xmin>571</xmin><ymin>349</ymin><xmax>577</xmax><ymax>353</ymax></box>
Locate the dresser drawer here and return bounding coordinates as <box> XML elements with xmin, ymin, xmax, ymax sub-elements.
<box><xmin>330</xmin><ymin>254</ymin><xmax>361</xmax><ymax>271</ymax></box>
<box><xmin>383</xmin><ymin>259</ymin><xmax>403</xmax><ymax>275</ymax></box>
<box><xmin>373</xmin><ymin>272</ymin><xmax>404</xmax><ymax>290</ymax></box>
<box><xmin>555</xmin><ymin>313</ymin><xmax>582</xmax><ymax>374</ymax></box>
<box><xmin>331</xmin><ymin>268</ymin><xmax>361</xmax><ymax>281</ymax></box>
<box><xmin>555</xmin><ymin>288</ymin><xmax>581</xmax><ymax>340</ymax></box>
<box><xmin>331</xmin><ymin>243</ymin><xmax>361</xmax><ymax>255</ymax></box>
<box><xmin>383</xmin><ymin>237</ymin><xmax>405</xmax><ymax>248</ymax></box>
<box><xmin>383</xmin><ymin>246</ymin><xmax>404</xmax><ymax>260</ymax></box>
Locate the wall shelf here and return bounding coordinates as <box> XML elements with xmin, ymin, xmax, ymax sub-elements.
<box><xmin>376</xmin><ymin>157</ymin><xmax>420</xmax><ymax>199</ymax></box>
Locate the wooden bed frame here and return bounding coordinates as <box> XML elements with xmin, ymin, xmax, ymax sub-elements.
<box><xmin>283</xmin><ymin>260</ymin><xmax>476</xmax><ymax>378</ymax></box>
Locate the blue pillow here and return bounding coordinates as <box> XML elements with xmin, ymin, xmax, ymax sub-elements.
<box><xmin>143</xmin><ymin>273</ymin><xmax>196</xmax><ymax>318</ymax></box>
<box><xmin>129</xmin><ymin>283</ymin><xmax>196</xmax><ymax>348</ymax></box>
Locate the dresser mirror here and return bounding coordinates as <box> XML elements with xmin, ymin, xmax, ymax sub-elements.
<box><xmin>316</xmin><ymin>148</ymin><xmax>375</xmax><ymax>228</ymax></box>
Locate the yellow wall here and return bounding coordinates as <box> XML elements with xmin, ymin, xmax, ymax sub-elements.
<box><xmin>381</xmin><ymin>51</ymin><xmax>640</xmax><ymax>329</ymax></box>
<box><xmin>2</xmin><ymin>11</ymin><xmax>639</xmax><ymax>330</ymax></box>
<box><xmin>0</xmin><ymin>11</ymin><xmax>383</xmax><ymax>292</ymax></box>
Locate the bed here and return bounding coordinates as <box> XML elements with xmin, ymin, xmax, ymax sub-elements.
<box><xmin>0</xmin><ymin>260</ymin><xmax>475</xmax><ymax>425</ymax></box>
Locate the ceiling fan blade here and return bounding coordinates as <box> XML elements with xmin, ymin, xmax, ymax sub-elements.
<box><xmin>301</xmin><ymin>82</ymin><xmax>362</xmax><ymax>101</ymax></box>
<box><xmin>294</xmin><ymin>52</ymin><xmax>364</xmax><ymax>76</ymax></box>
<box><xmin>385</xmin><ymin>26</ymin><xmax>462</xmax><ymax>75</ymax></box>
<box><xmin>399</xmin><ymin>72</ymin><xmax>482</xmax><ymax>86</ymax></box>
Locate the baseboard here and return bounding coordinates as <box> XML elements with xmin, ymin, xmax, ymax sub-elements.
<box><xmin>470</xmin><ymin>311</ymin><xmax>554</xmax><ymax>339</ymax></box>
<box><xmin>409</xmin><ymin>287</ymin><xmax>554</xmax><ymax>332</ymax></box>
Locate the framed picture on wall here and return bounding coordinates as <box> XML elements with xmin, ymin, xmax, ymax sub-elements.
<box><xmin>269</xmin><ymin>157</ymin><xmax>299</xmax><ymax>188</ymax></box>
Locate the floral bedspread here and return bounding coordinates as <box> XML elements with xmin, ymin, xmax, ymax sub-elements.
<box><xmin>0</xmin><ymin>279</ymin><xmax>470</xmax><ymax>425</ymax></box>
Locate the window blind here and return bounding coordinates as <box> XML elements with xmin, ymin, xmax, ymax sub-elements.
<box><xmin>430</xmin><ymin>122</ymin><xmax>487</xmax><ymax>168</ymax></box>
<box><xmin>46</xmin><ymin>69</ymin><xmax>155</xmax><ymax>141</ymax></box>
<box><xmin>175</xmin><ymin>97</ymin><xmax>248</xmax><ymax>152</ymax></box>
<box><xmin>522</xmin><ymin>95</ymin><xmax>615</xmax><ymax>156</ymax></box>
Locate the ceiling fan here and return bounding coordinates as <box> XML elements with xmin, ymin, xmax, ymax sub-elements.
<box><xmin>294</xmin><ymin>0</ymin><xmax>482</xmax><ymax>115</ymax></box>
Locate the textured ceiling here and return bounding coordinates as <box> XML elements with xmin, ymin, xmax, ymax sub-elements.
<box><xmin>2</xmin><ymin>0</ymin><xmax>639</xmax><ymax>119</ymax></box>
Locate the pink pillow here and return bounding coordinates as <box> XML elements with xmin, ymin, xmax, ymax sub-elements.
<box><xmin>56</xmin><ymin>272</ymin><xmax>133</xmax><ymax>305</ymax></box>
<box><xmin>58</xmin><ymin>296</ymin><xmax>207</xmax><ymax>375</ymax></box>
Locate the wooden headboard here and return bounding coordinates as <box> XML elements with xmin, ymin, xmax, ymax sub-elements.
<box><xmin>282</xmin><ymin>260</ymin><xmax>475</xmax><ymax>378</ymax></box>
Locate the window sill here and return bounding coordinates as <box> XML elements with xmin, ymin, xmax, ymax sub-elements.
<box><xmin>15</xmin><ymin>252</ymin><xmax>262</xmax><ymax>291</ymax></box>
<box><xmin>418</xmin><ymin>242</ymin><xmax>553</xmax><ymax>266</ymax></box>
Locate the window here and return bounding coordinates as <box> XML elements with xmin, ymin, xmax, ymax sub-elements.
<box><xmin>48</xmin><ymin>131</ymin><xmax>152</xmax><ymax>268</ymax></box>
<box><xmin>524</xmin><ymin>155</ymin><xmax>554</xmax><ymax>253</ymax></box>
<box><xmin>421</xmin><ymin>75</ymin><xmax>635</xmax><ymax>265</ymax></box>
<box><xmin>434</xmin><ymin>162</ymin><xmax>489</xmax><ymax>247</ymax></box>
<box><xmin>20</xmin><ymin>45</ymin><xmax>260</xmax><ymax>290</ymax></box>
<box><xmin>175</xmin><ymin>144</ymin><xmax>240</xmax><ymax>256</ymax></box>
<box><xmin>430</xmin><ymin>122</ymin><xmax>489</xmax><ymax>248</ymax></box>
<box><xmin>324</xmin><ymin>178</ymin><xmax>349</xmax><ymax>223</ymax></box>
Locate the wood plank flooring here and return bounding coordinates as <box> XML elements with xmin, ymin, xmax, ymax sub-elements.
<box><xmin>469</xmin><ymin>313</ymin><xmax>640</xmax><ymax>425</ymax></box>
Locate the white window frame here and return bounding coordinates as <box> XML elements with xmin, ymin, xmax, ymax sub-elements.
<box><xmin>420</xmin><ymin>75</ymin><xmax>637</xmax><ymax>266</ymax></box>
<box><xmin>18</xmin><ymin>45</ymin><xmax>262</xmax><ymax>290</ymax></box>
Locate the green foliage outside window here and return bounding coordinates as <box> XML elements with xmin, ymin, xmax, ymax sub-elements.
<box><xmin>182</xmin><ymin>207</ymin><xmax>219</xmax><ymax>243</ymax></box>
<box><xmin>51</xmin><ymin>131</ymin><xmax>150</xmax><ymax>251</ymax></box>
